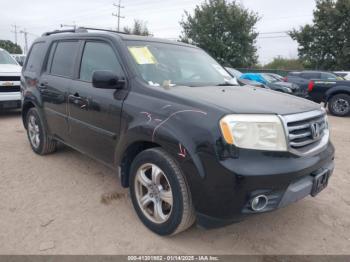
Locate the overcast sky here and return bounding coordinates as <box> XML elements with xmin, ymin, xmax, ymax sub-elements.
<box><xmin>0</xmin><ymin>0</ymin><xmax>316</xmax><ymax>64</ymax></box>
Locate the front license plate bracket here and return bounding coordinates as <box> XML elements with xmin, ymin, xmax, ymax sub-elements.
<box><xmin>311</xmin><ymin>170</ymin><xmax>330</xmax><ymax>197</ymax></box>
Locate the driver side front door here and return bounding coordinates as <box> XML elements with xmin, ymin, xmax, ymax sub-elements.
<box><xmin>67</xmin><ymin>40</ymin><xmax>127</xmax><ymax>165</ymax></box>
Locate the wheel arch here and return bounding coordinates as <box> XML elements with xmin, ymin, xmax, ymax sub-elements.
<box><xmin>119</xmin><ymin>140</ymin><xmax>162</xmax><ymax>187</ymax></box>
<box><xmin>117</xmin><ymin>126</ymin><xmax>206</xmax><ymax>189</ymax></box>
<box><xmin>326</xmin><ymin>86</ymin><xmax>350</xmax><ymax>102</ymax></box>
<box><xmin>22</xmin><ymin>100</ymin><xmax>36</xmax><ymax>128</ymax></box>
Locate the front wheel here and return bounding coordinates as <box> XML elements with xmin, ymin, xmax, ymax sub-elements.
<box><xmin>328</xmin><ymin>94</ymin><xmax>350</xmax><ymax>117</ymax></box>
<box><xmin>129</xmin><ymin>148</ymin><xmax>195</xmax><ymax>236</ymax></box>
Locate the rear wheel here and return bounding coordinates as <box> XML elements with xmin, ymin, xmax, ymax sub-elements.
<box><xmin>129</xmin><ymin>148</ymin><xmax>195</xmax><ymax>236</ymax></box>
<box><xmin>26</xmin><ymin>108</ymin><xmax>57</xmax><ymax>155</ymax></box>
<box><xmin>328</xmin><ymin>94</ymin><xmax>350</xmax><ymax>117</ymax></box>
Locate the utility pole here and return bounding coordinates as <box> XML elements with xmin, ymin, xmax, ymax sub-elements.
<box><xmin>112</xmin><ymin>0</ymin><xmax>125</xmax><ymax>31</ymax></box>
<box><xmin>11</xmin><ymin>24</ymin><xmax>19</xmax><ymax>45</ymax></box>
<box><xmin>20</xmin><ymin>29</ymin><xmax>28</xmax><ymax>55</ymax></box>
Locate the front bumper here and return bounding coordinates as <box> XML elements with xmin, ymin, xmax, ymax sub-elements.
<box><xmin>189</xmin><ymin>142</ymin><xmax>335</xmax><ymax>229</ymax></box>
<box><xmin>0</xmin><ymin>92</ymin><xmax>21</xmax><ymax>109</ymax></box>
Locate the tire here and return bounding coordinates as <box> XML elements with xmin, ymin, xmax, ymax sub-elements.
<box><xmin>129</xmin><ymin>148</ymin><xmax>195</xmax><ymax>236</ymax></box>
<box><xmin>26</xmin><ymin>107</ymin><xmax>57</xmax><ymax>155</ymax></box>
<box><xmin>328</xmin><ymin>94</ymin><xmax>350</xmax><ymax>117</ymax></box>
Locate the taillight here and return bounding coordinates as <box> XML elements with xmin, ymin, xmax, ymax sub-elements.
<box><xmin>283</xmin><ymin>77</ymin><xmax>288</xmax><ymax>82</ymax></box>
<box><xmin>308</xmin><ymin>80</ymin><xmax>315</xmax><ymax>92</ymax></box>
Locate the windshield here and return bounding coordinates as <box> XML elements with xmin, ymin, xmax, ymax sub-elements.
<box><xmin>261</xmin><ymin>73</ymin><xmax>278</xmax><ymax>83</ymax></box>
<box><xmin>126</xmin><ymin>41</ymin><xmax>237</xmax><ymax>87</ymax></box>
<box><xmin>226</xmin><ymin>67</ymin><xmax>243</xmax><ymax>78</ymax></box>
<box><xmin>269</xmin><ymin>74</ymin><xmax>283</xmax><ymax>81</ymax></box>
<box><xmin>0</xmin><ymin>50</ymin><xmax>18</xmax><ymax>65</ymax></box>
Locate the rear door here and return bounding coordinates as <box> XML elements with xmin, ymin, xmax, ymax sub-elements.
<box><xmin>67</xmin><ymin>40</ymin><xmax>126</xmax><ymax>165</ymax></box>
<box><xmin>40</xmin><ymin>40</ymin><xmax>80</xmax><ymax>141</ymax></box>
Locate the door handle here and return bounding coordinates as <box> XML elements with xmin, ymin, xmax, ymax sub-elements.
<box><xmin>69</xmin><ymin>93</ymin><xmax>89</xmax><ymax>110</ymax></box>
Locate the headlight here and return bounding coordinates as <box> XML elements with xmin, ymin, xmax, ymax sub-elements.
<box><xmin>284</xmin><ymin>87</ymin><xmax>293</xmax><ymax>93</ymax></box>
<box><xmin>322</xmin><ymin>107</ymin><xmax>330</xmax><ymax>131</ymax></box>
<box><xmin>220</xmin><ymin>114</ymin><xmax>287</xmax><ymax>151</ymax></box>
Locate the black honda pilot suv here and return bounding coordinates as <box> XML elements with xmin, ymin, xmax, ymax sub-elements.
<box><xmin>21</xmin><ymin>28</ymin><xmax>335</xmax><ymax>236</ymax></box>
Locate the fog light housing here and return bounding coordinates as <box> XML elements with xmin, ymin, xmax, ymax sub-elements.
<box><xmin>251</xmin><ymin>195</ymin><xmax>268</xmax><ymax>211</ymax></box>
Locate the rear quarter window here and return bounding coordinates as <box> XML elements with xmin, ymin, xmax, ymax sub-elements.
<box><xmin>25</xmin><ymin>42</ymin><xmax>45</xmax><ymax>73</ymax></box>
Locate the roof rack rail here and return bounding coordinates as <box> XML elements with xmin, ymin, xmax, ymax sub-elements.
<box><xmin>78</xmin><ymin>27</ymin><xmax>129</xmax><ymax>35</ymax></box>
<box><xmin>42</xmin><ymin>28</ymin><xmax>88</xmax><ymax>36</ymax></box>
<box><xmin>41</xmin><ymin>27</ymin><xmax>130</xmax><ymax>37</ymax></box>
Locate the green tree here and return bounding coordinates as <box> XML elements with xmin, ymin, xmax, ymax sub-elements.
<box><xmin>290</xmin><ymin>0</ymin><xmax>350</xmax><ymax>70</ymax></box>
<box><xmin>124</xmin><ymin>20</ymin><xmax>151</xmax><ymax>36</ymax></box>
<box><xmin>264</xmin><ymin>56</ymin><xmax>304</xmax><ymax>70</ymax></box>
<box><xmin>180</xmin><ymin>0</ymin><xmax>259</xmax><ymax>67</ymax></box>
<box><xmin>0</xmin><ymin>40</ymin><xmax>22</xmax><ymax>54</ymax></box>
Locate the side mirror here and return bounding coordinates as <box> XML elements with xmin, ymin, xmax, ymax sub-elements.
<box><xmin>92</xmin><ymin>70</ymin><xmax>126</xmax><ymax>89</ymax></box>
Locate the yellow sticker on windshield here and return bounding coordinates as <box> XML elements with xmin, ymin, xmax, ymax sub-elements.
<box><xmin>128</xmin><ymin>46</ymin><xmax>157</xmax><ymax>65</ymax></box>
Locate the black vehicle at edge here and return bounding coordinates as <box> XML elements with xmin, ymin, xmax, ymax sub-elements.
<box><xmin>21</xmin><ymin>28</ymin><xmax>335</xmax><ymax>236</ymax></box>
<box><xmin>286</xmin><ymin>71</ymin><xmax>350</xmax><ymax>117</ymax></box>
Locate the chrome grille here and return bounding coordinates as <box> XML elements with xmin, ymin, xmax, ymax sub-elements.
<box><xmin>0</xmin><ymin>86</ymin><xmax>20</xmax><ymax>92</ymax></box>
<box><xmin>282</xmin><ymin>110</ymin><xmax>329</xmax><ymax>154</ymax></box>
<box><xmin>0</xmin><ymin>76</ymin><xmax>21</xmax><ymax>93</ymax></box>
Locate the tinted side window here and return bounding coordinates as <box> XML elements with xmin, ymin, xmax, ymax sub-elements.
<box><xmin>301</xmin><ymin>73</ymin><xmax>320</xmax><ymax>79</ymax></box>
<box><xmin>321</xmin><ymin>72</ymin><xmax>337</xmax><ymax>80</ymax></box>
<box><xmin>51</xmin><ymin>41</ymin><xmax>79</xmax><ymax>78</ymax></box>
<box><xmin>25</xmin><ymin>42</ymin><xmax>45</xmax><ymax>72</ymax></box>
<box><xmin>79</xmin><ymin>42</ymin><xmax>124</xmax><ymax>82</ymax></box>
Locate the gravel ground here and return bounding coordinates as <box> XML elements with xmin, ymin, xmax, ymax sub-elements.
<box><xmin>0</xmin><ymin>110</ymin><xmax>349</xmax><ymax>255</ymax></box>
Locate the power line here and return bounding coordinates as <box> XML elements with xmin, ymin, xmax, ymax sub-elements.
<box><xmin>259</xmin><ymin>35</ymin><xmax>291</xmax><ymax>39</ymax></box>
<box><xmin>260</xmin><ymin>31</ymin><xmax>289</xmax><ymax>35</ymax></box>
<box><xmin>113</xmin><ymin>0</ymin><xmax>125</xmax><ymax>31</ymax></box>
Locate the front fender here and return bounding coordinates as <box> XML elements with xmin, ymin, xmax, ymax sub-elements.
<box><xmin>115</xmin><ymin>119</ymin><xmax>208</xmax><ymax>181</ymax></box>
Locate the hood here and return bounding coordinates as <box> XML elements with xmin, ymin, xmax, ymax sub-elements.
<box><xmin>167</xmin><ymin>85</ymin><xmax>320</xmax><ymax>115</ymax></box>
<box><xmin>0</xmin><ymin>64</ymin><xmax>22</xmax><ymax>74</ymax></box>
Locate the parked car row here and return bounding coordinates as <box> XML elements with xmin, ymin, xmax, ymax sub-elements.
<box><xmin>285</xmin><ymin>71</ymin><xmax>350</xmax><ymax>117</ymax></box>
<box><xmin>225</xmin><ymin>67</ymin><xmax>350</xmax><ymax>117</ymax></box>
<box><xmin>226</xmin><ymin>68</ymin><xmax>304</xmax><ymax>96</ymax></box>
<box><xmin>225</xmin><ymin>67</ymin><xmax>267</xmax><ymax>89</ymax></box>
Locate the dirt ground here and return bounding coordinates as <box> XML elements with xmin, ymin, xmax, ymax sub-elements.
<box><xmin>0</xmin><ymin>110</ymin><xmax>349</xmax><ymax>255</ymax></box>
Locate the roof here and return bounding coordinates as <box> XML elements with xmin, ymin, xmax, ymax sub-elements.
<box><xmin>39</xmin><ymin>27</ymin><xmax>195</xmax><ymax>48</ymax></box>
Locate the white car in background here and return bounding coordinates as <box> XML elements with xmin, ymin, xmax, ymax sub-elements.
<box><xmin>11</xmin><ymin>54</ymin><xmax>26</xmax><ymax>66</ymax></box>
<box><xmin>334</xmin><ymin>71</ymin><xmax>350</xmax><ymax>80</ymax></box>
<box><xmin>0</xmin><ymin>48</ymin><xmax>22</xmax><ymax>110</ymax></box>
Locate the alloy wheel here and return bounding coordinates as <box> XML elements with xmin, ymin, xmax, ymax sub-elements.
<box><xmin>332</xmin><ymin>98</ymin><xmax>349</xmax><ymax>114</ymax></box>
<box><xmin>28</xmin><ymin>115</ymin><xmax>40</xmax><ymax>149</ymax></box>
<box><xmin>134</xmin><ymin>163</ymin><xmax>173</xmax><ymax>224</ymax></box>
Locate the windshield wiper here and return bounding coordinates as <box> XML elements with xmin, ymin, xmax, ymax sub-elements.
<box><xmin>216</xmin><ymin>82</ymin><xmax>239</xmax><ymax>86</ymax></box>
